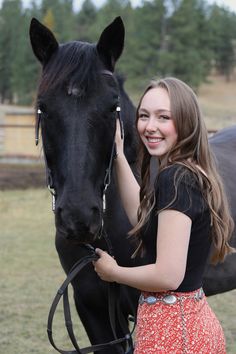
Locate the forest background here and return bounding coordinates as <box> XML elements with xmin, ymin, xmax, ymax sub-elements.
<box><xmin>1</xmin><ymin>0</ymin><xmax>236</xmax><ymax>105</ymax></box>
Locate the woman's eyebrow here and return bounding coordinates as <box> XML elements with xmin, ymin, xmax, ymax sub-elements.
<box><xmin>138</xmin><ymin>108</ymin><xmax>171</xmax><ymax>113</ymax></box>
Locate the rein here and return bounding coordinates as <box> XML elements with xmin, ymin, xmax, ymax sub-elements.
<box><xmin>35</xmin><ymin>70</ymin><xmax>135</xmax><ymax>353</ymax></box>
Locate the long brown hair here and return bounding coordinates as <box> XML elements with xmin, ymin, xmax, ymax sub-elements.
<box><xmin>130</xmin><ymin>77</ymin><xmax>235</xmax><ymax>263</ymax></box>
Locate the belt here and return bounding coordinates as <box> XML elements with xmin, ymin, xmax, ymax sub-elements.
<box><xmin>139</xmin><ymin>288</ymin><xmax>204</xmax><ymax>306</ymax></box>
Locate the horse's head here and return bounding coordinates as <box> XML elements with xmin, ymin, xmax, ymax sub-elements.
<box><xmin>30</xmin><ymin>17</ymin><xmax>136</xmax><ymax>243</ymax></box>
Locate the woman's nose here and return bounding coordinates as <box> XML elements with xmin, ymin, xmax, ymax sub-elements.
<box><xmin>145</xmin><ymin>117</ymin><xmax>158</xmax><ymax>132</ymax></box>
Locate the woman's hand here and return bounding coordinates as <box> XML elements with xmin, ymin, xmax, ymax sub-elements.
<box><xmin>93</xmin><ymin>248</ymin><xmax>119</xmax><ymax>282</ymax></box>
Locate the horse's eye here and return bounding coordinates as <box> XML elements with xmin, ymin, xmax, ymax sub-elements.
<box><xmin>38</xmin><ymin>104</ymin><xmax>48</xmax><ymax>118</ymax></box>
<box><xmin>110</xmin><ymin>104</ymin><xmax>117</xmax><ymax>113</ymax></box>
<box><xmin>110</xmin><ymin>97</ymin><xmax>119</xmax><ymax>112</ymax></box>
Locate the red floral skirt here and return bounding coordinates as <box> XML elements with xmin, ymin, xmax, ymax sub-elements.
<box><xmin>134</xmin><ymin>288</ymin><xmax>226</xmax><ymax>354</ymax></box>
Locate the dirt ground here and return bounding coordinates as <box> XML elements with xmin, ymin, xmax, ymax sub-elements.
<box><xmin>0</xmin><ymin>163</ymin><xmax>45</xmax><ymax>190</ymax></box>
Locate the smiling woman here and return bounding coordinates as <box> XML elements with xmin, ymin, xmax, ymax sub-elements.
<box><xmin>94</xmin><ymin>77</ymin><xmax>235</xmax><ymax>353</ymax></box>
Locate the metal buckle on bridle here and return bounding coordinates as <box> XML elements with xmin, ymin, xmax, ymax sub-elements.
<box><xmin>48</xmin><ymin>185</ymin><xmax>56</xmax><ymax>212</ymax></box>
<box><xmin>35</xmin><ymin>108</ymin><xmax>57</xmax><ymax>212</ymax></box>
<box><xmin>35</xmin><ymin>108</ymin><xmax>41</xmax><ymax>146</ymax></box>
<box><xmin>100</xmin><ymin>102</ymin><xmax>123</xmax><ymax>238</ymax></box>
<box><xmin>116</xmin><ymin>105</ymin><xmax>124</xmax><ymax>140</ymax></box>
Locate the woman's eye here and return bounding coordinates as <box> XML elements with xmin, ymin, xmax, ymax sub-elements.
<box><xmin>159</xmin><ymin>115</ymin><xmax>170</xmax><ymax>120</ymax></box>
<box><xmin>138</xmin><ymin>114</ymin><xmax>149</xmax><ymax>120</ymax></box>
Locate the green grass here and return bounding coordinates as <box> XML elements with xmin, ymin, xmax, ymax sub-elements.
<box><xmin>0</xmin><ymin>189</ymin><xmax>89</xmax><ymax>353</ymax></box>
<box><xmin>0</xmin><ymin>189</ymin><xmax>235</xmax><ymax>353</ymax></box>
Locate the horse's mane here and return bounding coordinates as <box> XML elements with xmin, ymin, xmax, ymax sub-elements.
<box><xmin>38</xmin><ymin>41</ymin><xmax>101</xmax><ymax>95</ymax></box>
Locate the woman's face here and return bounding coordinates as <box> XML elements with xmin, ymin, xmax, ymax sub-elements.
<box><xmin>137</xmin><ymin>87</ymin><xmax>178</xmax><ymax>160</ymax></box>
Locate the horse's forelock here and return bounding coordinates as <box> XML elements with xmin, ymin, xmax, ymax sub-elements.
<box><xmin>38</xmin><ymin>41</ymin><xmax>100</xmax><ymax>95</ymax></box>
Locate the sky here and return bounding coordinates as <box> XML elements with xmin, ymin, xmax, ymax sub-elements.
<box><xmin>0</xmin><ymin>0</ymin><xmax>236</xmax><ymax>13</ymax></box>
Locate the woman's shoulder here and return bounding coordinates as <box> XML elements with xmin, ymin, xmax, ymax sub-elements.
<box><xmin>155</xmin><ymin>163</ymin><xmax>207</xmax><ymax>217</ymax></box>
<box><xmin>157</xmin><ymin>163</ymin><xmax>197</xmax><ymax>187</ymax></box>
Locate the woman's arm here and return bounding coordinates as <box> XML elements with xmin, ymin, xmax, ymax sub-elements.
<box><xmin>114</xmin><ymin>119</ymin><xmax>140</xmax><ymax>226</ymax></box>
<box><xmin>94</xmin><ymin>209</ymin><xmax>192</xmax><ymax>292</ymax></box>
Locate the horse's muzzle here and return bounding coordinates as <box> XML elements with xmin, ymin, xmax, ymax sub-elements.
<box><xmin>55</xmin><ymin>207</ymin><xmax>101</xmax><ymax>243</ymax></box>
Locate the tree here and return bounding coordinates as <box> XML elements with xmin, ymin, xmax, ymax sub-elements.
<box><xmin>43</xmin><ymin>8</ymin><xmax>56</xmax><ymax>32</ymax></box>
<box><xmin>11</xmin><ymin>6</ymin><xmax>41</xmax><ymax>104</ymax></box>
<box><xmin>0</xmin><ymin>0</ymin><xmax>23</xmax><ymax>102</ymax></box>
<box><xmin>75</xmin><ymin>0</ymin><xmax>97</xmax><ymax>42</ymax></box>
<box><xmin>208</xmin><ymin>5</ymin><xmax>236</xmax><ymax>81</ymax></box>
<box><xmin>41</xmin><ymin>0</ymin><xmax>75</xmax><ymax>42</ymax></box>
<box><xmin>167</xmin><ymin>0</ymin><xmax>212</xmax><ymax>89</ymax></box>
<box><xmin>123</xmin><ymin>0</ymin><xmax>167</xmax><ymax>91</ymax></box>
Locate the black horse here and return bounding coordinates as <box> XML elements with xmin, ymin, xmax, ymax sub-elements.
<box><xmin>29</xmin><ymin>17</ymin><xmax>236</xmax><ymax>354</ymax></box>
<box><xmin>203</xmin><ymin>127</ymin><xmax>236</xmax><ymax>295</ymax></box>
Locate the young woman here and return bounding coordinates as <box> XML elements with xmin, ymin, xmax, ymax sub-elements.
<box><xmin>93</xmin><ymin>77</ymin><xmax>235</xmax><ymax>353</ymax></box>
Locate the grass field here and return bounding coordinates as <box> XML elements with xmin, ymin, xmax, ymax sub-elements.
<box><xmin>0</xmin><ymin>189</ymin><xmax>236</xmax><ymax>353</ymax></box>
<box><xmin>0</xmin><ymin>189</ymin><xmax>90</xmax><ymax>353</ymax></box>
<box><xmin>198</xmin><ymin>75</ymin><xmax>236</xmax><ymax>130</ymax></box>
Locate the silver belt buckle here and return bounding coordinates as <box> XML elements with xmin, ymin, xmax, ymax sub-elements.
<box><xmin>146</xmin><ymin>296</ymin><xmax>158</xmax><ymax>305</ymax></box>
<box><xmin>195</xmin><ymin>288</ymin><xmax>204</xmax><ymax>301</ymax></box>
<box><xmin>162</xmin><ymin>294</ymin><xmax>177</xmax><ymax>305</ymax></box>
<box><xmin>139</xmin><ymin>295</ymin><xmax>159</xmax><ymax>305</ymax></box>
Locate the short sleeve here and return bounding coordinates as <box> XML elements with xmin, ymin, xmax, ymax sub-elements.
<box><xmin>155</xmin><ymin>165</ymin><xmax>205</xmax><ymax>221</ymax></box>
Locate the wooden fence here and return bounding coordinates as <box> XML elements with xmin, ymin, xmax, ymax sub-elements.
<box><xmin>0</xmin><ymin>109</ymin><xmax>42</xmax><ymax>162</ymax></box>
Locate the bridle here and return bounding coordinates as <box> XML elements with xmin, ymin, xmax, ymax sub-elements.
<box><xmin>35</xmin><ymin>70</ymin><xmax>123</xmax><ymax>220</ymax></box>
<box><xmin>35</xmin><ymin>70</ymin><xmax>135</xmax><ymax>354</ymax></box>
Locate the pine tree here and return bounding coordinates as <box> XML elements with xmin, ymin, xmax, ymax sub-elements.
<box><xmin>75</xmin><ymin>0</ymin><xmax>97</xmax><ymax>42</ymax></box>
<box><xmin>0</xmin><ymin>0</ymin><xmax>23</xmax><ymax>102</ymax></box>
<box><xmin>208</xmin><ymin>5</ymin><xmax>236</xmax><ymax>81</ymax></box>
<box><xmin>126</xmin><ymin>0</ymin><xmax>166</xmax><ymax>90</ymax></box>
<box><xmin>167</xmin><ymin>0</ymin><xmax>212</xmax><ymax>88</ymax></box>
<box><xmin>41</xmin><ymin>0</ymin><xmax>75</xmax><ymax>42</ymax></box>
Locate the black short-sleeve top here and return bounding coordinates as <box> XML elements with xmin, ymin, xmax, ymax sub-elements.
<box><xmin>140</xmin><ymin>164</ymin><xmax>212</xmax><ymax>292</ymax></box>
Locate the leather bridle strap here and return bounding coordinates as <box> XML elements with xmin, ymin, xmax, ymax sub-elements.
<box><xmin>47</xmin><ymin>249</ymin><xmax>133</xmax><ymax>354</ymax></box>
<box><xmin>36</xmin><ymin>108</ymin><xmax>56</xmax><ymax>211</ymax></box>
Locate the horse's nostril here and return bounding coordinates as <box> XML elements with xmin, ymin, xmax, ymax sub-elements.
<box><xmin>55</xmin><ymin>205</ymin><xmax>101</xmax><ymax>240</ymax></box>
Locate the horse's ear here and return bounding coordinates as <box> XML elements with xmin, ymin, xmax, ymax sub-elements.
<box><xmin>29</xmin><ymin>18</ymin><xmax>59</xmax><ymax>65</ymax></box>
<box><xmin>97</xmin><ymin>17</ymin><xmax>125</xmax><ymax>71</ymax></box>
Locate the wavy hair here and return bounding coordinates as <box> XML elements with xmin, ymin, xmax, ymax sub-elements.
<box><xmin>130</xmin><ymin>77</ymin><xmax>235</xmax><ymax>264</ymax></box>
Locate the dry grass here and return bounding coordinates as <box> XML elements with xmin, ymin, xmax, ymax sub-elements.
<box><xmin>198</xmin><ymin>74</ymin><xmax>236</xmax><ymax>130</ymax></box>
